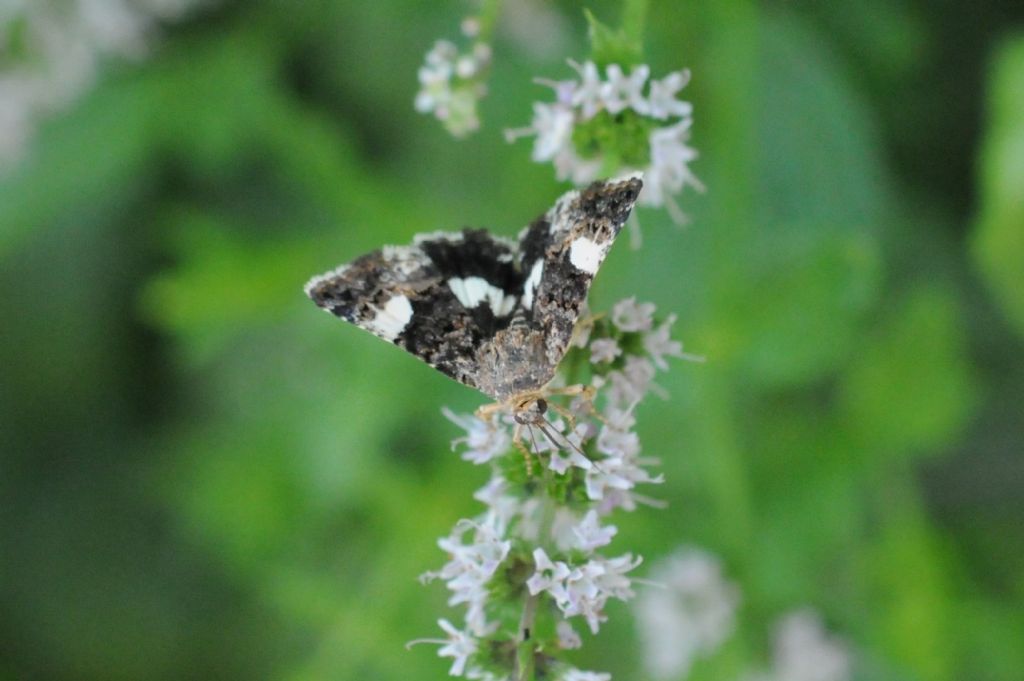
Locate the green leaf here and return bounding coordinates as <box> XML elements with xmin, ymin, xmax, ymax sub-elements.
<box><xmin>972</xmin><ymin>35</ymin><xmax>1024</xmax><ymax>338</ymax></box>
<box><xmin>584</xmin><ymin>6</ymin><xmax>645</xmax><ymax>68</ymax></box>
<box><xmin>861</xmin><ymin>478</ymin><xmax>956</xmax><ymax>681</ymax></box>
<box><xmin>735</xmin><ymin>225</ymin><xmax>882</xmax><ymax>387</ymax></box>
<box><xmin>839</xmin><ymin>287</ymin><xmax>977</xmax><ymax>457</ymax></box>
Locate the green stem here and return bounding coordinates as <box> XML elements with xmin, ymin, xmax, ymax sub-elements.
<box><xmin>513</xmin><ymin>466</ymin><xmax>558</xmax><ymax>680</ymax></box>
<box><xmin>515</xmin><ymin>592</ymin><xmax>539</xmax><ymax>681</ymax></box>
<box><xmin>476</xmin><ymin>0</ymin><xmax>503</xmax><ymax>43</ymax></box>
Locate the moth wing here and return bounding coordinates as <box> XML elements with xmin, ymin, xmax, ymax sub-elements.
<box><xmin>516</xmin><ymin>175</ymin><xmax>644</xmax><ymax>367</ymax></box>
<box><xmin>305</xmin><ymin>229</ymin><xmax>523</xmax><ymax>392</ymax></box>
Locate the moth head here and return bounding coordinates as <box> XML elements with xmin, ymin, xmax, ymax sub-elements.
<box><xmin>513</xmin><ymin>396</ymin><xmax>548</xmax><ymax>425</ymax></box>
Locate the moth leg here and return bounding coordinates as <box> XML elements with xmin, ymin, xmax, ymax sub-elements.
<box><xmin>475</xmin><ymin>401</ymin><xmax>505</xmax><ymax>423</ymax></box>
<box><xmin>545</xmin><ymin>383</ymin><xmax>605</xmax><ymax>427</ymax></box>
<box><xmin>570</xmin><ymin>310</ymin><xmax>606</xmax><ymax>347</ymax></box>
<box><xmin>544</xmin><ymin>383</ymin><xmax>596</xmax><ymax>400</ymax></box>
<box><xmin>546</xmin><ymin>400</ymin><xmax>577</xmax><ymax>431</ymax></box>
<box><xmin>512</xmin><ymin>423</ymin><xmax>535</xmax><ymax>477</ymax></box>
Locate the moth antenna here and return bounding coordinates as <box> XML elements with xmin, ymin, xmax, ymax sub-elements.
<box><xmin>540</xmin><ymin>416</ymin><xmax>607</xmax><ymax>474</ymax></box>
<box><xmin>526</xmin><ymin>423</ymin><xmax>542</xmax><ymax>456</ymax></box>
<box><xmin>534</xmin><ymin>421</ymin><xmax>561</xmax><ymax>454</ymax></box>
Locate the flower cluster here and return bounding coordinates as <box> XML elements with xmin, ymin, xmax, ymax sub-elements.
<box><xmin>634</xmin><ymin>548</ymin><xmax>854</xmax><ymax>681</ymax></box>
<box><xmin>0</xmin><ymin>0</ymin><xmax>203</xmax><ymax>170</ymax></box>
<box><xmin>633</xmin><ymin>547</ymin><xmax>741</xmax><ymax>680</ymax></box>
<box><xmin>506</xmin><ymin>60</ymin><xmax>702</xmax><ymax>227</ymax></box>
<box><xmin>416</xmin><ymin>299</ymin><xmax>691</xmax><ymax>680</ymax></box>
<box><xmin>414</xmin><ymin>16</ymin><xmax>493</xmax><ymax>138</ymax></box>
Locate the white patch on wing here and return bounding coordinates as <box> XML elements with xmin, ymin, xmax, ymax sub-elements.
<box><xmin>522</xmin><ymin>259</ymin><xmax>544</xmax><ymax>310</ymax></box>
<box><xmin>381</xmin><ymin>244</ymin><xmax>431</xmax><ymax>275</ymax></box>
<box><xmin>448</xmin><ymin>276</ymin><xmax>517</xmax><ymax>317</ymax></box>
<box><xmin>367</xmin><ymin>295</ymin><xmax>413</xmax><ymax>341</ymax></box>
<box><xmin>412</xmin><ymin>230</ymin><xmax>464</xmax><ymax>245</ymax></box>
<box><xmin>548</xmin><ymin>190</ymin><xmax>580</xmax><ymax>233</ymax></box>
<box><xmin>569</xmin><ymin>237</ymin><xmax>605</xmax><ymax>274</ymax></box>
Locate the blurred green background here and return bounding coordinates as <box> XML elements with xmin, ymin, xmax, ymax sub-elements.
<box><xmin>2</xmin><ymin>1</ymin><xmax>1023</xmax><ymax>680</ymax></box>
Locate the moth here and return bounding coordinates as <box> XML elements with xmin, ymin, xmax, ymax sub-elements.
<box><xmin>305</xmin><ymin>175</ymin><xmax>642</xmax><ymax>428</ymax></box>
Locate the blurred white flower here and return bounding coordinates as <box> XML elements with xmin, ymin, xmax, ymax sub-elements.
<box><xmin>601</xmin><ymin>63</ymin><xmax>650</xmax><ymax>115</ymax></box>
<box><xmin>644</xmin><ymin>313</ymin><xmax>693</xmax><ymax>370</ymax></box>
<box><xmin>642</xmin><ymin>118</ymin><xmax>704</xmax><ymax>221</ymax></box>
<box><xmin>647</xmin><ymin>70</ymin><xmax>693</xmax><ymax>120</ymax></box>
<box><xmin>589</xmin><ymin>337</ymin><xmax>622</xmax><ymax>363</ymax></box>
<box><xmin>771</xmin><ymin>610</ymin><xmax>851</xmax><ymax>681</ymax></box>
<box><xmin>569</xmin><ymin>59</ymin><xmax>604</xmax><ymax>118</ymax></box>
<box><xmin>556</xmin><ymin>620</ymin><xmax>582</xmax><ymax>649</ymax></box>
<box><xmin>443</xmin><ymin>407</ymin><xmax>512</xmax><ymax>464</ymax></box>
<box><xmin>634</xmin><ymin>547</ymin><xmax>740</xmax><ymax>680</ymax></box>
<box><xmin>0</xmin><ymin>0</ymin><xmax>205</xmax><ymax>170</ymax></box>
<box><xmin>547</xmin><ymin>427</ymin><xmax>594</xmax><ymax>474</ymax></box>
<box><xmin>415</xmin><ymin>36</ymin><xmax>491</xmax><ymax>138</ymax></box>
<box><xmin>571</xmin><ymin>510</ymin><xmax>617</xmax><ymax>551</ymax></box>
<box><xmin>561</xmin><ymin>669</ymin><xmax>611</xmax><ymax>681</ymax></box>
<box><xmin>611</xmin><ymin>297</ymin><xmax>656</xmax><ymax>332</ymax></box>
<box><xmin>437</xmin><ymin>618</ymin><xmax>478</xmax><ymax>677</ymax></box>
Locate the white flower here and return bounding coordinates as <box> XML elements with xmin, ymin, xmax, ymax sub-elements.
<box><xmin>527</xmin><ymin>548</ymin><xmax>572</xmax><ymax>601</ymax></box>
<box><xmin>647</xmin><ymin>70</ymin><xmax>693</xmax><ymax>120</ymax></box>
<box><xmin>529</xmin><ymin>102</ymin><xmax>575</xmax><ymax>162</ymax></box>
<box><xmin>556</xmin><ymin>620</ymin><xmax>582</xmax><ymax>649</ymax></box>
<box><xmin>589</xmin><ymin>338</ymin><xmax>622</xmax><ymax>363</ymax></box>
<box><xmin>641</xmin><ymin>119</ymin><xmax>703</xmax><ymax>219</ymax></box>
<box><xmin>460</xmin><ymin>17</ymin><xmax>481</xmax><ymax>38</ymax></box>
<box><xmin>437</xmin><ymin>619</ymin><xmax>478</xmax><ymax>676</ymax></box>
<box><xmin>466</xmin><ymin>668</ymin><xmax>508</xmax><ymax>681</ymax></box>
<box><xmin>572</xmin><ymin>510</ymin><xmax>618</xmax><ymax>551</ymax></box>
<box><xmin>611</xmin><ymin>297</ymin><xmax>656</xmax><ymax>332</ymax></box>
<box><xmin>634</xmin><ymin>548</ymin><xmax>740</xmax><ymax>680</ymax></box>
<box><xmin>569</xmin><ymin>59</ymin><xmax>604</xmax><ymax>118</ymax></box>
<box><xmin>643</xmin><ymin>314</ymin><xmax>685</xmax><ymax>370</ymax></box>
<box><xmin>562</xmin><ymin>564</ymin><xmax>600</xmax><ymax>609</ymax></box>
<box><xmin>0</xmin><ymin>0</ymin><xmax>204</xmax><ymax>170</ymax></box>
<box><xmin>472</xmin><ymin>476</ymin><xmax>520</xmax><ymax>528</ymax></box>
<box><xmin>601</xmin><ymin>63</ymin><xmax>650</xmax><ymax>115</ymax></box>
<box><xmin>426</xmin><ymin>517</ymin><xmax>511</xmax><ymax>635</ymax></box>
<box><xmin>772</xmin><ymin>610</ymin><xmax>851</xmax><ymax>681</ymax></box>
<box><xmin>556</xmin><ymin>554</ymin><xmax>640</xmax><ymax>633</ymax></box>
<box><xmin>546</xmin><ymin>424</ymin><xmax>594</xmax><ymax>475</ymax></box>
<box><xmin>466</xmin><ymin>669</ymin><xmax>508</xmax><ymax>681</ymax></box>
<box><xmin>585</xmin><ymin>450</ymin><xmax>663</xmax><ymax>510</ymax></box>
<box><xmin>547</xmin><ymin>506</ymin><xmax>583</xmax><ymax>551</ymax></box>
<box><xmin>508</xmin><ymin>60</ymin><xmax>701</xmax><ymax>224</ymax></box>
<box><xmin>561</xmin><ymin>669</ymin><xmax>611</xmax><ymax>681</ymax></box>
<box><xmin>601</xmin><ymin>404</ymin><xmax>637</xmax><ymax>431</ymax></box>
<box><xmin>443</xmin><ymin>408</ymin><xmax>511</xmax><ymax>464</ymax></box>
<box><xmin>595</xmin><ymin>553</ymin><xmax>641</xmax><ymax>600</ymax></box>
<box><xmin>415</xmin><ymin>38</ymin><xmax>490</xmax><ymax>138</ymax></box>
<box><xmin>602</xmin><ymin>356</ymin><xmax>659</xmax><ymax>408</ymax></box>
<box><xmin>596</xmin><ymin>424</ymin><xmax>640</xmax><ymax>459</ymax></box>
